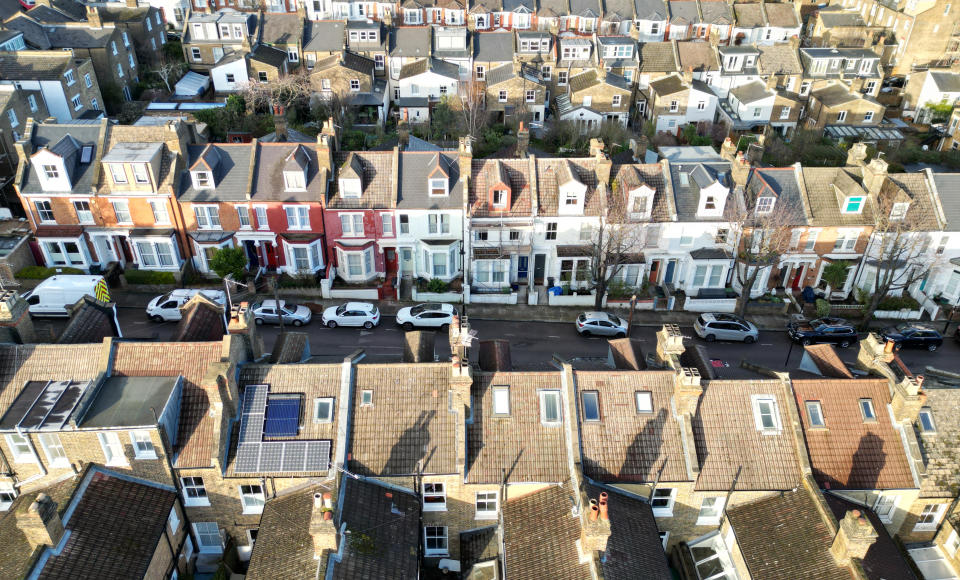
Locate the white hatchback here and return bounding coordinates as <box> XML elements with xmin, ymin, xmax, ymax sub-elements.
<box><xmin>395</xmin><ymin>303</ymin><xmax>458</xmax><ymax>331</ymax></box>
<box><xmin>321</xmin><ymin>302</ymin><xmax>381</xmax><ymax>329</ymax></box>
<box><xmin>147</xmin><ymin>289</ymin><xmax>227</xmax><ymax>322</ymax></box>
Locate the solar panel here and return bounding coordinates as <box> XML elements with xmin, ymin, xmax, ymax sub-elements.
<box><xmin>264</xmin><ymin>396</ymin><xmax>300</xmax><ymax>437</ymax></box>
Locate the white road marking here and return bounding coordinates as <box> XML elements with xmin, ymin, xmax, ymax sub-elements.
<box><xmin>547</xmin><ymin>335</ymin><xmax>561</xmax><ymax>339</ymax></box>
<box><xmin>760</xmin><ymin>343</ymin><xmax>774</xmax><ymax>346</ymax></box>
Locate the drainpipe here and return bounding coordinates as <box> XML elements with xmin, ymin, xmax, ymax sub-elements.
<box><xmin>13</xmin><ymin>427</ymin><xmax>46</xmax><ymax>488</ymax></box>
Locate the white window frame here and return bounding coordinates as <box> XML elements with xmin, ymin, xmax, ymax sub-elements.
<box><xmin>313</xmin><ymin>397</ymin><xmax>334</xmax><ymax>423</ymax></box>
<box><xmin>74</xmin><ymin>200</ymin><xmax>94</xmax><ymax>224</ymax></box>
<box><xmin>429</xmin><ymin>178</ymin><xmax>448</xmax><ymax>197</ymax></box>
<box><xmin>340</xmin><ymin>213</ymin><xmax>364</xmax><ymax>237</ymax></box>
<box><xmin>35</xmin><ymin>199</ymin><xmax>55</xmax><ymax>223</ymax></box>
<box><xmin>288</xmin><ymin>240</ymin><xmax>323</xmax><ymax>273</ymax></box>
<box><xmin>0</xmin><ymin>482</ymin><xmax>16</xmax><ymax>511</ymax></box>
<box><xmin>239</xmin><ymin>484</ymin><xmax>265</xmax><ymax>514</ymax></box>
<box><xmin>236</xmin><ymin>206</ymin><xmax>251</xmax><ymax>229</ymax></box>
<box><xmin>423</xmin><ymin>482</ymin><xmax>447</xmax><ymax>511</ymax></box>
<box><xmin>696</xmin><ymin>496</ymin><xmax>727</xmax><ymax>526</ymax></box>
<box><xmin>873</xmin><ymin>493</ymin><xmax>898</xmax><ymax>524</ymax></box>
<box><xmin>914</xmin><ymin>504</ymin><xmax>947</xmax><ymax>531</ymax></box>
<box><xmin>636</xmin><ymin>390</ymin><xmax>654</xmax><ymax>413</ymax></box>
<box><xmin>756</xmin><ymin>196</ymin><xmax>775</xmax><ymax>214</ymax></box>
<box><xmin>130</xmin><ymin>430</ymin><xmax>157</xmax><ymax>459</ymax></box>
<box><xmin>193</xmin><ymin>522</ymin><xmax>222</xmax><ymax>553</ymax></box>
<box><xmin>539</xmin><ymin>390</ymin><xmax>562</xmax><ymax>425</ymax></box>
<box><xmin>651</xmin><ymin>488</ymin><xmax>677</xmax><ymax>517</ymax></box>
<box><xmin>947</xmin><ymin>530</ymin><xmax>960</xmax><ymax>557</ymax></box>
<box><xmin>859</xmin><ymin>398</ymin><xmax>877</xmax><ymax>421</ymax></box>
<box><xmin>806</xmin><ymin>401</ymin><xmax>825</xmax><ymax>427</ymax></box>
<box><xmin>134</xmin><ymin>239</ymin><xmax>177</xmax><ymax>269</ymax></box>
<box><xmin>97</xmin><ymin>431</ymin><xmax>127</xmax><ymax>466</ymax></box>
<box><xmin>38</xmin><ymin>433</ymin><xmax>68</xmax><ymax>468</ymax></box>
<box><xmin>751</xmin><ymin>395</ymin><xmax>781</xmax><ymax>433</ymax></box>
<box><xmin>5</xmin><ymin>433</ymin><xmax>32</xmax><ymax>463</ymax></box>
<box><xmin>284</xmin><ymin>205</ymin><xmax>310</xmax><ymax>230</ymax></box>
<box><xmin>150</xmin><ymin>200</ymin><xmax>170</xmax><ymax>225</ymax></box>
<box><xmin>194</xmin><ymin>205</ymin><xmax>221</xmax><ymax>230</ymax></box>
<box><xmin>424</xmin><ymin>525</ymin><xmax>448</xmax><ymax>556</ymax></box>
<box><xmin>110</xmin><ymin>164</ymin><xmax>128</xmax><ymax>185</ymax></box>
<box><xmin>475</xmin><ymin>490</ymin><xmax>498</xmax><ymax>520</ymax></box>
<box><xmin>254</xmin><ymin>205</ymin><xmax>269</xmax><ymax>230</ymax></box>
<box><xmin>492</xmin><ymin>386</ymin><xmax>510</xmax><ymax>415</ymax></box>
<box><xmin>181</xmin><ymin>476</ymin><xmax>210</xmax><ymax>507</ymax></box>
<box><xmin>361</xmin><ymin>389</ymin><xmax>373</xmax><ymax>406</ymax></box>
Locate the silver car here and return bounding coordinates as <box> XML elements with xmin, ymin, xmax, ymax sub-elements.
<box><xmin>694</xmin><ymin>313</ymin><xmax>759</xmax><ymax>343</ymax></box>
<box><xmin>251</xmin><ymin>300</ymin><xmax>313</xmax><ymax>327</ymax></box>
<box><xmin>576</xmin><ymin>311</ymin><xmax>628</xmax><ymax>338</ymax></box>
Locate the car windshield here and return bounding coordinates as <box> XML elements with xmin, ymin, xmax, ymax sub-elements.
<box><xmin>157</xmin><ymin>292</ymin><xmax>174</xmax><ymax>303</ymax></box>
<box><xmin>370</xmin><ymin>306</ymin><xmax>379</xmax><ymax>316</ymax></box>
<box><xmin>336</xmin><ymin>305</ymin><xmax>346</xmax><ymax>315</ymax></box>
<box><xmin>606</xmin><ymin>314</ymin><xmax>622</xmax><ymax>325</ymax></box>
<box><xmin>410</xmin><ymin>305</ymin><xmax>425</xmax><ymax>315</ymax></box>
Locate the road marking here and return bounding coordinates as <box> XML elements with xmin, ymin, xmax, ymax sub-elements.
<box><xmin>548</xmin><ymin>335</ymin><xmax>561</xmax><ymax>339</ymax></box>
<box><xmin>504</xmin><ymin>333</ymin><xmax>515</xmax><ymax>336</ymax></box>
<box><xmin>360</xmin><ymin>331</ymin><xmax>372</xmax><ymax>336</ymax></box>
<box><xmin>760</xmin><ymin>343</ymin><xmax>774</xmax><ymax>346</ymax></box>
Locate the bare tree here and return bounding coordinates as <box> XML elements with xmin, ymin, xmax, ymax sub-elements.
<box><xmin>239</xmin><ymin>69</ymin><xmax>313</xmax><ymax>113</ymax></box>
<box><xmin>729</xmin><ymin>189</ymin><xmax>804</xmax><ymax>316</ymax></box>
<box><xmin>457</xmin><ymin>73</ymin><xmax>487</xmax><ymax>138</ymax></box>
<box><xmin>857</xmin><ymin>193</ymin><xmax>940</xmax><ymax>325</ymax></box>
<box><xmin>587</xmin><ymin>193</ymin><xmax>644</xmax><ymax>310</ymax></box>
<box><xmin>152</xmin><ymin>57</ymin><xmax>184</xmax><ymax>93</ymax></box>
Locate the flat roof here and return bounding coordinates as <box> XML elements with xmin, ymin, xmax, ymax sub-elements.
<box><xmin>101</xmin><ymin>142</ymin><xmax>163</xmax><ymax>163</ymax></box>
<box><xmin>81</xmin><ymin>376</ymin><xmax>180</xmax><ymax>428</ymax></box>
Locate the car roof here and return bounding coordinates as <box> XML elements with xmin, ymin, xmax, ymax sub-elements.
<box><xmin>257</xmin><ymin>300</ymin><xmax>287</xmax><ymax>307</ymax></box>
<box><xmin>344</xmin><ymin>302</ymin><xmax>374</xmax><ymax>309</ymax></box>
<box><xmin>420</xmin><ymin>303</ymin><xmax>454</xmax><ymax>312</ymax></box>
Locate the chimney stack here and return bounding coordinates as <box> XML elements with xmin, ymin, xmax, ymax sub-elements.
<box><xmin>458</xmin><ymin>136</ymin><xmax>472</xmax><ymax>184</ymax></box>
<box><xmin>309</xmin><ymin>491</ymin><xmax>338</xmax><ymax>558</ymax></box>
<box><xmin>579</xmin><ymin>490</ymin><xmax>612</xmax><ymax>554</ymax></box>
<box><xmin>730</xmin><ymin>151</ymin><xmax>751</xmax><ymax>188</ymax></box>
<box><xmin>589</xmin><ymin>138</ymin><xmax>605</xmax><ymax>158</ymax></box>
<box><xmin>516</xmin><ymin>122</ymin><xmax>529</xmax><ymax>158</ymax></box>
<box><xmin>228</xmin><ymin>302</ymin><xmax>263</xmax><ymax>359</ymax></box>
<box><xmin>846</xmin><ymin>142</ymin><xmax>868</xmax><ymax>167</ymax></box>
<box><xmin>86</xmin><ymin>6</ymin><xmax>102</xmax><ymax>29</ymax></box>
<box><xmin>861</xmin><ymin>156</ymin><xmax>888</xmax><ymax>196</ymax></box>
<box><xmin>317</xmin><ymin>117</ymin><xmax>337</xmax><ymax>176</ymax></box>
<box><xmin>17</xmin><ymin>494</ymin><xmax>64</xmax><ymax>551</ymax></box>
<box><xmin>655</xmin><ymin>324</ymin><xmax>685</xmax><ymax>366</ymax></box>
<box><xmin>830</xmin><ymin>509</ymin><xmax>878</xmax><ymax>566</ymax></box>
<box><xmin>720</xmin><ymin>136</ymin><xmax>737</xmax><ymax>162</ymax></box>
<box><xmin>592</xmin><ymin>139</ymin><xmax>612</xmax><ymax>186</ymax></box>
<box><xmin>125</xmin><ymin>0</ymin><xmax>138</xmax><ymax>7</ymax></box>
<box><xmin>273</xmin><ymin>104</ymin><xmax>288</xmax><ymax>142</ymax></box>
<box><xmin>0</xmin><ymin>290</ymin><xmax>37</xmax><ymax>343</ymax></box>
<box><xmin>631</xmin><ymin>135</ymin><xmax>648</xmax><ymax>162</ymax></box>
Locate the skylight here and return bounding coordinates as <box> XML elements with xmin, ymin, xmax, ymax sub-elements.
<box><xmin>80</xmin><ymin>145</ymin><xmax>93</xmax><ymax>164</ymax></box>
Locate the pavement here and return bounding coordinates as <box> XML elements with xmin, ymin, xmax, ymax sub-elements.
<box><xmin>62</xmin><ymin>289</ymin><xmax>960</xmax><ymax>375</ymax></box>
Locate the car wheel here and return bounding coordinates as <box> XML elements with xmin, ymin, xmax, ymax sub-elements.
<box><xmin>839</xmin><ymin>341</ymin><xmax>850</xmax><ymax>348</ymax></box>
<box><xmin>292</xmin><ymin>320</ymin><xmax>303</xmax><ymax>327</ymax></box>
<box><xmin>928</xmin><ymin>343</ymin><xmax>939</xmax><ymax>352</ymax></box>
<box><xmin>327</xmin><ymin>320</ymin><xmax>337</xmax><ymax>329</ymax></box>
<box><xmin>363</xmin><ymin>321</ymin><xmax>374</xmax><ymax>329</ymax></box>
<box><xmin>403</xmin><ymin>322</ymin><xmax>414</xmax><ymax>331</ymax></box>
<box><xmin>615</xmin><ymin>331</ymin><xmax>626</xmax><ymax>339</ymax></box>
<box><xmin>802</xmin><ymin>339</ymin><xmax>812</xmax><ymax>346</ymax></box>
<box><xmin>150</xmin><ymin>315</ymin><xmax>164</xmax><ymax>323</ymax></box>
<box><xmin>704</xmin><ymin>334</ymin><xmax>716</xmax><ymax>342</ymax></box>
<box><xmin>743</xmin><ymin>335</ymin><xmax>755</xmax><ymax>344</ymax></box>
<box><xmin>581</xmin><ymin>330</ymin><xmax>592</xmax><ymax>337</ymax></box>
<box><xmin>440</xmin><ymin>323</ymin><xmax>450</xmax><ymax>331</ymax></box>
<box><xmin>254</xmin><ymin>318</ymin><xmax>264</xmax><ymax>326</ymax></box>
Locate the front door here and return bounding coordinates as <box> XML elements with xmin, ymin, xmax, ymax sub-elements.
<box><xmin>384</xmin><ymin>248</ymin><xmax>398</xmax><ymax>276</ymax></box>
<box><xmin>648</xmin><ymin>260</ymin><xmax>661</xmax><ymax>283</ymax></box>
<box><xmin>533</xmin><ymin>254</ymin><xmax>546</xmax><ymax>285</ymax></box>
<box><xmin>400</xmin><ymin>248</ymin><xmax>413</xmax><ymax>276</ymax></box>
<box><xmin>517</xmin><ymin>256</ymin><xmax>528</xmax><ymax>281</ymax></box>
<box><xmin>265</xmin><ymin>242</ymin><xmax>278</xmax><ymax>270</ymax></box>
<box><xmin>244</xmin><ymin>241</ymin><xmax>260</xmax><ymax>270</ymax></box>
<box><xmin>664</xmin><ymin>260</ymin><xmax>676</xmax><ymax>284</ymax></box>
<box><xmin>94</xmin><ymin>236</ymin><xmax>116</xmax><ymax>265</ymax></box>
<box><xmin>791</xmin><ymin>265</ymin><xmax>805</xmax><ymax>289</ymax></box>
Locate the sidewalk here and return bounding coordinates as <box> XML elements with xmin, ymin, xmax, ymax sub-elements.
<box><xmin>110</xmin><ymin>290</ymin><xmax>795</xmax><ymax>330</ymax></box>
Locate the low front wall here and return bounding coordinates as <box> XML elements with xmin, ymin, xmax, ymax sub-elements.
<box><xmin>470</xmin><ymin>292</ymin><xmax>518</xmax><ymax>305</ymax></box>
<box><xmin>548</xmin><ymin>292</ymin><xmax>598</xmax><ymax>307</ymax></box>
<box><xmin>607</xmin><ymin>299</ymin><xmax>656</xmax><ymax>311</ymax></box>
<box><xmin>411</xmin><ymin>288</ymin><xmax>463</xmax><ymax>303</ymax></box>
<box><xmin>874</xmin><ymin>309</ymin><xmax>923</xmax><ymax>320</ymax></box>
<box><xmin>683</xmin><ymin>297</ymin><xmax>738</xmax><ymax>313</ymax></box>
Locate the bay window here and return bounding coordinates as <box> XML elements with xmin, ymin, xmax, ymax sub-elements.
<box><xmin>338</xmin><ymin>247</ymin><xmax>375</xmax><ymax>280</ymax></box>
<box><xmin>135</xmin><ymin>239</ymin><xmax>177</xmax><ymax>269</ymax></box>
<box><xmin>42</xmin><ymin>240</ymin><xmax>86</xmax><ymax>268</ymax></box>
<box><xmin>287</xmin><ymin>240</ymin><xmax>323</xmax><ymax>273</ymax></box>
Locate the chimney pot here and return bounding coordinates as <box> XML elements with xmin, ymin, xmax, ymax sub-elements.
<box><xmin>589</xmin><ymin>500</ymin><xmax>599</xmax><ymax>521</ymax></box>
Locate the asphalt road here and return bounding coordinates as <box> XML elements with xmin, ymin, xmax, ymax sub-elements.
<box><xmin>97</xmin><ymin>307</ymin><xmax>960</xmax><ymax>375</ymax></box>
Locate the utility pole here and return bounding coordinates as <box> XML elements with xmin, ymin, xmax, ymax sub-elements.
<box><xmin>274</xmin><ymin>278</ymin><xmax>284</xmax><ymax>334</ymax></box>
<box><xmin>627</xmin><ymin>294</ymin><xmax>637</xmax><ymax>336</ymax></box>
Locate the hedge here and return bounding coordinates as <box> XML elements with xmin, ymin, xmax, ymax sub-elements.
<box><xmin>16</xmin><ymin>266</ymin><xmax>83</xmax><ymax>279</ymax></box>
<box><xmin>124</xmin><ymin>269</ymin><xmax>176</xmax><ymax>285</ymax></box>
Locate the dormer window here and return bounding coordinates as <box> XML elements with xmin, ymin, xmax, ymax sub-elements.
<box><xmin>564</xmin><ymin>192</ymin><xmax>578</xmax><ymax>205</ymax></box>
<box><xmin>110</xmin><ymin>164</ymin><xmax>127</xmax><ymax>184</ymax></box>
<box><xmin>756</xmin><ymin>196</ymin><xmax>775</xmax><ymax>214</ymax></box>
<box><xmin>133</xmin><ymin>164</ymin><xmax>149</xmax><ymax>184</ymax></box>
<box><xmin>429</xmin><ymin>178</ymin><xmax>447</xmax><ymax>197</ymax></box>
<box><xmin>284</xmin><ymin>171</ymin><xmax>306</xmax><ymax>191</ymax></box>
<box><xmin>42</xmin><ymin>165</ymin><xmax>59</xmax><ymax>180</ymax></box>
<box><xmin>492</xmin><ymin>189</ymin><xmax>508</xmax><ymax>208</ymax></box>
<box><xmin>889</xmin><ymin>202</ymin><xmax>909</xmax><ymax>221</ymax></box>
<box><xmin>193</xmin><ymin>171</ymin><xmax>212</xmax><ymax>189</ymax></box>
<box><xmin>843</xmin><ymin>195</ymin><xmax>864</xmax><ymax>214</ymax></box>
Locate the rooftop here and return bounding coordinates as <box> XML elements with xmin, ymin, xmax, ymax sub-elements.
<box><xmin>80</xmin><ymin>376</ymin><xmax>180</xmax><ymax>428</ymax></box>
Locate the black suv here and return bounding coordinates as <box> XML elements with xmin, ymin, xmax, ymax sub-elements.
<box><xmin>879</xmin><ymin>324</ymin><xmax>943</xmax><ymax>351</ymax></box>
<box><xmin>787</xmin><ymin>317</ymin><xmax>858</xmax><ymax>347</ymax></box>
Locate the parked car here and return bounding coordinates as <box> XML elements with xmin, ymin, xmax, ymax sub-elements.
<box><xmin>322</xmin><ymin>302</ymin><xmax>380</xmax><ymax>329</ymax></box>
<box><xmin>396</xmin><ymin>303</ymin><xmax>457</xmax><ymax>331</ymax></box>
<box><xmin>879</xmin><ymin>323</ymin><xmax>943</xmax><ymax>351</ymax></box>
<box><xmin>146</xmin><ymin>289</ymin><xmax>227</xmax><ymax>322</ymax></box>
<box><xmin>23</xmin><ymin>275</ymin><xmax>109</xmax><ymax>317</ymax></box>
<box><xmin>787</xmin><ymin>317</ymin><xmax>858</xmax><ymax>347</ymax></box>
<box><xmin>575</xmin><ymin>311</ymin><xmax>628</xmax><ymax>338</ymax></box>
<box><xmin>251</xmin><ymin>300</ymin><xmax>312</xmax><ymax>326</ymax></box>
<box><xmin>694</xmin><ymin>313</ymin><xmax>759</xmax><ymax>343</ymax></box>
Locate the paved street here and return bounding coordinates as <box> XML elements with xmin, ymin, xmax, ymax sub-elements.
<box><xmin>76</xmin><ymin>305</ymin><xmax>960</xmax><ymax>375</ymax></box>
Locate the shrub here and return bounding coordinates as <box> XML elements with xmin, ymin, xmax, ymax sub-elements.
<box><xmin>278</xmin><ymin>274</ymin><xmax>315</xmax><ymax>288</ymax></box>
<box><xmin>877</xmin><ymin>296</ymin><xmax>921</xmax><ymax>311</ymax></box>
<box><xmin>427</xmin><ymin>278</ymin><xmax>448</xmax><ymax>293</ymax></box>
<box><xmin>208</xmin><ymin>247</ymin><xmax>247</xmax><ymax>280</ymax></box>
<box><xmin>606</xmin><ymin>279</ymin><xmax>638</xmax><ymax>299</ymax></box>
<box><xmin>815</xmin><ymin>298</ymin><xmax>832</xmax><ymax>318</ymax></box>
<box><xmin>124</xmin><ymin>269</ymin><xmax>176</xmax><ymax>285</ymax></box>
<box><xmin>16</xmin><ymin>266</ymin><xmax>83</xmax><ymax>279</ymax></box>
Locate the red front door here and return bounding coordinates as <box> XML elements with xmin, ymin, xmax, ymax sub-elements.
<box><xmin>384</xmin><ymin>248</ymin><xmax>398</xmax><ymax>277</ymax></box>
<box><xmin>791</xmin><ymin>265</ymin><xmax>805</xmax><ymax>289</ymax></box>
<box><xmin>648</xmin><ymin>260</ymin><xmax>661</xmax><ymax>283</ymax></box>
<box><xmin>265</xmin><ymin>243</ymin><xmax>278</xmax><ymax>270</ymax></box>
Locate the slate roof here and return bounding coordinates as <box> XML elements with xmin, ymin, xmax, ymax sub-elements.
<box><xmin>348</xmin><ymin>363</ymin><xmax>457</xmax><ymax>476</ymax></box>
<box><xmin>603</xmin><ymin>0</ymin><xmax>634</xmax><ymax>20</ymax></box>
<box><xmin>881</xmin><ymin>173</ymin><xmax>942</xmax><ymax>231</ymax></box>
<box><xmin>670</xmin><ymin>160</ymin><xmax>733</xmax><ymax>222</ymax></box>
<box><xmin>757</xmin><ymin>43</ymin><xmax>803</xmax><ymax>75</ymax></box>
<box><xmin>260</xmin><ymin>12</ymin><xmax>303</xmax><ymax>45</ymax></box>
<box><xmin>933</xmin><ymin>173</ymin><xmax>960</xmax><ymax>231</ymax></box>
<box><xmin>575</xmin><ymin>370</ymin><xmax>689</xmax><ymax>483</ymax></box>
<box><xmin>474</xmin><ymin>31</ymin><xmax>515</xmax><ymax>62</ymax></box>
<box><xmin>570</xmin><ymin>0</ymin><xmax>600</xmax><ymax>16</ymax></box>
<box><xmin>461</xmin><ymin>526</ymin><xmax>499</xmax><ymax>572</ymax></box>
<box><xmin>466</xmin><ymin>372</ymin><xmax>569</xmax><ymax>484</ymax></box>
<box><xmin>246</xmin><ymin>483</ymin><xmax>336</xmax><ymax>580</ymax></box>
<box><xmin>304</xmin><ymin>20</ymin><xmax>346</xmax><ymax>52</ymax></box>
<box><xmin>20</xmin><ymin>123</ymin><xmax>103</xmax><ymax>194</ymax></box>
<box><xmin>825</xmin><ymin>495</ymin><xmax>919</xmax><ymax>580</ymax></box>
<box><xmin>45</xmin><ymin>26</ymin><xmax>115</xmax><ymax>49</ymax></box>
<box><xmin>677</xmin><ymin>41</ymin><xmax>719</xmax><ymax>71</ymax></box>
<box><xmin>668</xmin><ymin>0</ymin><xmax>699</xmax><ymax>23</ymax></box>
<box><xmin>180</xmin><ymin>143</ymin><xmax>254</xmax><ymax>202</ymax></box>
<box><xmin>639</xmin><ymin>42</ymin><xmax>678</xmax><ymax>72</ymax></box>
<box><xmin>23</xmin><ymin>4</ymin><xmax>75</xmax><ymax>24</ymax></box>
<box><xmin>793</xmin><ymin>379</ymin><xmax>916</xmax><ymax>490</ymax></box>
<box><xmin>390</xmin><ymin>26</ymin><xmax>431</xmax><ymax>57</ymax></box>
<box><xmin>111</xmin><ymin>341</ymin><xmax>226</xmax><ymax>468</ymax></box>
<box><xmin>0</xmin><ymin>51</ymin><xmax>79</xmax><ymax>80</ymax></box>
<box><xmin>536</xmin><ymin>158</ymin><xmax>605</xmax><ymax>217</ymax></box>
<box><xmin>694</xmin><ymin>379</ymin><xmax>802</xmax><ymax>491</ymax></box>
<box><xmin>634</xmin><ymin>0</ymin><xmax>668</xmax><ymax>20</ymax></box>
<box><xmin>57</xmin><ymin>297</ymin><xmax>119</xmax><ymax>344</ymax></box>
<box><xmin>330</xmin><ymin>478</ymin><xmax>420</xmax><ymax>579</ymax></box>
<box><xmin>469</xmin><ymin>158</ymin><xmax>534</xmax><ymax>218</ymax></box>
<box><xmin>250</xmin><ymin>44</ymin><xmax>289</xmax><ymax>68</ymax></box>
<box><xmin>0</xmin><ymin>343</ymin><xmax>105</xmax><ymax>412</ymax></box>
<box><xmin>747</xmin><ymin>167</ymin><xmax>807</xmax><ymax>224</ymax></box>
<box><xmin>502</xmin><ymin>482</ymin><xmax>592</xmax><ymax>580</ymax></box>
<box><xmin>911</xmin><ymin>385</ymin><xmax>960</xmax><ymax>498</ymax></box>
<box><xmin>699</xmin><ymin>0</ymin><xmax>732</xmax><ymax>24</ymax></box>
<box><xmin>331</xmin><ymin>150</ymin><xmax>397</xmax><ymax>209</ymax></box>
<box><xmin>537</xmin><ymin>0</ymin><xmax>567</xmax><ymax>17</ymax></box>
<box><xmin>3</xmin><ymin>14</ymin><xmax>52</xmax><ymax>49</ymax></box>
<box><xmin>399</xmin><ymin>56</ymin><xmax>459</xmax><ymax>80</ymax></box>
<box><xmin>731</xmin><ymin>80</ymin><xmax>772</xmax><ymax>104</ymax></box>
<box><xmin>611</xmin><ymin>163</ymin><xmax>673</xmax><ymax>221</ymax></box>
<box><xmin>818</xmin><ymin>8</ymin><xmax>866</xmax><ymax>27</ymax></box>
<box><xmin>799</xmin><ymin>166</ymin><xmax>875</xmax><ymax>227</ymax></box>
<box><xmin>734</xmin><ymin>3</ymin><xmax>765</xmax><ymax>27</ymax></box>
<box><xmin>34</xmin><ymin>470</ymin><xmax>176</xmax><ymax>580</ymax></box>
<box><xmin>727</xmin><ymin>486</ymin><xmax>851</xmax><ymax>580</ymax></box>
<box><xmin>254</xmin><ymin>143</ymin><xmax>328</xmax><ymax>202</ymax></box>
<box><xmin>398</xmin><ymin>150</ymin><xmax>464</xmax><ymax>209</ymax></box>
<box><xmin>596</xmin><ymin>486</ymin><xmax>672</xmax><ymax>579</ymax></box>
<box><xmin>764</xmin><ymin>2</ymin><xmax>799</xmax><ymax>27</ymax></box>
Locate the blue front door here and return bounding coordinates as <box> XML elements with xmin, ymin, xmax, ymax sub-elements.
<box><xmin>664</xmin><ymin>260</ymin><xmax>676</xmax><ymax>284</ymax></box>
<box><xmin>517</xmin><ymin>256</ymin><xmax>528</xmax><ymax>280</ymax></box>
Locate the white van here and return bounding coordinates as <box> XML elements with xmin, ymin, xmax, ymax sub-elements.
<box><xmin>146</xmin><ymin>289</ymin><xmax>227</xmax><ymax>322</ymax></box>
<box><xmin>22</xmin><ymin>275</ymin><xmax>109</xmax><ymax>317</ymax></box>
